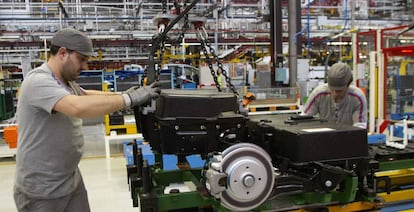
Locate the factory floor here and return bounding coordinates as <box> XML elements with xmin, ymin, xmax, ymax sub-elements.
<box><xmin>0</xmin><ymin>124</ymin><xmax>138</xmax><ymax>212</ymax></box>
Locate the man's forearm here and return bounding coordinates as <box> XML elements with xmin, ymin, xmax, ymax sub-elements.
<box><xmin>83</xmin><ymin>90</ymin><xmax>117</xmax><ymax>95</ymax></box>
<box><xmin>54</xmin><ymin>94</ymin><xmax>127</xmax><ymax>118</ymax></box>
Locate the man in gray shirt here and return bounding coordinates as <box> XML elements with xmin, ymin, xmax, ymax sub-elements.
<box><xmin>14</xmin><ymin>28</ymin><xmax>160</xmax><ymax>212</ymax></box>
<box><xmin>303</xmin><ymin>62</ymin><xmax>367</xmax><ymax>126</ymax></box>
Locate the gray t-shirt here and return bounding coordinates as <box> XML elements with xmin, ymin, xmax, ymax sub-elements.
<box><xmin>14</xmin><ymin>63</ymin><xmax>84</xmax><ymax>199</ymax></box>
<box><xmin>303</xmin><ymin>84</ymin><xmax>367</xmax><ymax>125</ymax></box>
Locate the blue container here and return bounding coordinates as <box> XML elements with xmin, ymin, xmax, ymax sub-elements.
<box><xmin>123</xmin><ymin>141</ymin><xmax>205</xmax><ymax>170</ymax></box>
<box><xmin>182</xmin><ymin>82</ymin><xmax>197</xmax><ymax>89</ymax></box>
<box><xmin>123</xmin><ymin>141</ymin><xmax>154</xmax><ymax>166</ymax></box>
<box><xmin>367</xmin><ymin>134</ymin><xmax>386</xmax><ymax>144</ymax></box>
<box><xmin>389</xmin><ymin>125</ymin><xmax>404</xmax><ymax>139</ymax></box>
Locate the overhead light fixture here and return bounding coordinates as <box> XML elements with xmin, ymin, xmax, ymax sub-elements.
<box><xmin>89</xmin><ymin>34</ymin><xmax>123</xmax><ymax>39</ymax></box>
<box><xmin>327</xmin><ymin>41</ymin><xmax>351</xmax><ymax>46</ymax></box>
<box><xmin>132</xmin><ymin>33</ymin><xmax>153</xmax><ymax>39</ymax></box>
<box><xmin>0</xmin><ymin>35</ymin><xmax>20</xmax><ymax>40</ymax></box>
<box><xmin>39</xmin><ymin>35</ymin><xmax>53</xmax><ymax>40</ymax></box>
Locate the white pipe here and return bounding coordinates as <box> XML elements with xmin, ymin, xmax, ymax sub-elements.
<box><xmin>369</xmin><ymin>51</ymin><xmax>376</xmax><ymax>133</ymax></box>
<box><xmin>376</xmin><ymin>29</ymin><xmax>384</xmax><ymax>120</ymax></box>
<box><xmin>403</xmin><ymin>119</ymin><xmax>408</xmax><ymax>147</ymax></box>
<box><xmin>43</xmin><ymin>38</ymin><xmax>47</xmax><ymax>62</ymax></box>
<box><xmin>123</xmin><ymin>0</ymin><xmax>127</xmax><ymax>16</ymax></box>
<box><xmin>59</xmin><ymin>7</ymin><xmax>62</xmax><ymax>30</ymax></box>
<box><xmin>352</xmin><ymin>32</ymin><xmax>357</xmax><ymax>85</ymax></box>
<box><xmin>76</xmin><ymin>0</ymin><xmax>80</xmax><ymax>18</ymax></box>
<box><xmin>182</xmin><ymin>37</ymin><xmax>186</xmax><ymax>61</ymax></box>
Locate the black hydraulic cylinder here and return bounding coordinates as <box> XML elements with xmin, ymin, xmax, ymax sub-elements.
<box><xmin>132</xmin><ymin>139</ymin><xmax>138</xmax><ymax>165</ymax></box>
<box><xmin>130</xmin><ymin>148</ymin><xmax>144</xmax><ymax>208</ymax></box>
<box><xmin>136</xmin><ymin>147</ymin><xmax>143</xmax><ymax>177</ymax></box>
<box><xmin>126</xmin><ymin>165</ymin><xmax>135</xmax><ymax>185</ymax></box>
<box><xmin>142</xmin><ymin>160</ymin><xmax>152</xmax><ymax>194</ymax></box>
<box><xmin>126</xmin><ymin>141</ymin><xmax>138</xmax><ymax>185</ymax></box>
<box><xmin>130</xmin><ymin>176</ymin><xmax>140</xmax><ymax>207</ymax></box>
<box><xmin>129</xmin><ymin>148</ymin><xmax>143</xmax><ymax>192</ymax></box>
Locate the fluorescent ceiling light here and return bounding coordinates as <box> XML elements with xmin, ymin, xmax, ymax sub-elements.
<box><xmin>132</xmin><ymin>33</ymin><xmax>153</xmax><ymax>39</ymax></box>
<box><xmin>89</xmin><ymin>34</ymin><xmax>122</xmax><ymax>39</ymax></box>
<box><xmin>0</xmin><ymin>35</ymin><xmax>20</xmax><ymax>39</ymax></box>
<box><xmin>327</xmin><ymin>41</ymin><xmax>351</xmax><ymax>45</ymax></box>
<box><xmin>39</xmin><ymin>35</ymin><xmax>53</xmax><ymax>40</ymax></box>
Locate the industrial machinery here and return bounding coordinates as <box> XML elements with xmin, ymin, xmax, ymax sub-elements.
<box><xmin>126</xmin><ymin>91</ymin><xmax>414</xmax><ymax>211</ymax></box>
<box><xmin>124</xmin><ymin>1</ymin><xmax>414</xmax><ymax>211</ymax></box>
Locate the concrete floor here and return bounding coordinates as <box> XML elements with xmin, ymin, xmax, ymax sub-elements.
<box><xmin>0</xmin><ymin>124</ymin><xmax>139</xmax><ymax>212</ymax></box>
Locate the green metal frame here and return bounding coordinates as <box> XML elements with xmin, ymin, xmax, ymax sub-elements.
<box><xmin>153</xmin><ymin>169</ymin><xmax>212</xmax><ymax>210</ymax></box>
<box><xmin>289</xmin><ymin>176</ymin><xmax>359</xmax><ymax>205</ymax></box>
<box><xmin>132</xmin><ymin>150</ymin><xmax>414</xmax><ymax>210</ymax></box>
<box><xmin>379</xmin><ymin>159</ymin><xmax>414</xmax><ymax>171</ymax></box>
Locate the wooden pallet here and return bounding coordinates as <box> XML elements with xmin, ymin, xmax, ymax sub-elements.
<box><xmin>248</xmin><ymin>104</ymin><xmax>299</xmax><ymax>112</ymax></box>
<box><xmin>245</xmin><ymin>96</ymin><xmax>301</xmax><ymax>113</ymax></box>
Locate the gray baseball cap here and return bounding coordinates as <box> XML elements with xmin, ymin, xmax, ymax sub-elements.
<box><xmin>327</xmin><ymin>62</ymin><xmax>353</xmax><ymax>90</ymax></box>
<box><xmin>51</xmin><ymin>28</ymin><xmax>94</xmax><ymax>57</ymax></box>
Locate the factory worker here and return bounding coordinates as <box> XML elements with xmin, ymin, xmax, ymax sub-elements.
<box><xmin>217</xmin><ymin>68</ymin><xmax>227</xmax><ymax>91</ymax></box>
<box><xmin>302</xmin><ymin>62</ymin><xmax>367</xmax><ymax>126</ymax></box>
<box><xmin>13</xmin><ymin>28</ymin><xmax>160</xmax><ymax>212</ymax></box>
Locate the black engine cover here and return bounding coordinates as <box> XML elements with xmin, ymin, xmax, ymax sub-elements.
<box><xmin>154</xmin><ymin>90</ymin><xmax>247</xmax><ymax>156</ymax></box>
<box><xmin>248</xmin><ymin>115</ymin><xmax>368</xmax><ymax>163</ymax></box>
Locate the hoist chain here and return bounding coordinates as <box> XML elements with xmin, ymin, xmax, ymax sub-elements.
<box><xmin>174</xmin><ymin>1</ymin><xmax>189</xmax><ymax>45</ymax></box>
<box><xmin>155</xmin><ymin>34</ymin><xmax>170</xmax><ymax>81</ymax></box>
<box><xmin>173</xmin><ymin>0</ymin><xmax>181</xmax><ymax>13</ymax></box>
<box><xmin>196</xmin><ymin>28</ymin><xmax>220</xmax><ymax>91</ymax></box>
<box><xmin>195</xmin><ymin>26</ymin><xmax>239</xmax><ymax>97</ymax></box>
<box><xmin>147</xmin><ymin>0</ymin><xmax>201</xmax><ymax>84</ymax></box>
<box><xmin>151</xmin><ymin>27</ymin><xmax>169</xmax><ymax>81</ymax></box>
<box><xmin>161</xmin><ymin>0</ymin><xmax>168</xmax><ymax>14</ymax></box>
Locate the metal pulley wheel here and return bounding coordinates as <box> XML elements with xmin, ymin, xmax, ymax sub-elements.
<box><xmin>153</xmin><ymin>14</ymin><xmax>175</xmax><ymax>26</ymax></box>
<box><xmin>219</xmin><ymin>143</ymin><xmax>275</xmax><ymax>211</ymax></box>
